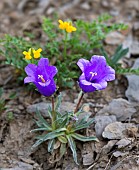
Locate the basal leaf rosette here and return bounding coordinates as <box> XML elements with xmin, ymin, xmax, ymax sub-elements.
<box><xmin>24</xmin><ymin>58</ymin><xmax>58</xmax><ymax>96</ymax></box>
<box><xmin>77</xmin><ymin>55</ymin><xmax>115</xmax><ymax>93</ymax></box>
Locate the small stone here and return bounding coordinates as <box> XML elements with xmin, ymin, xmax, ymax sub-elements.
<box><xmin>116</xmin><ymin>138</ymin><xmax>132</xmax><ymax>148</ymax></box>
<box><xmin>126</xmin><ymin>58</ymin><xmax>139</xmax><ymax>102</ymax></box>
<box><xmin>97</xmin><ymin>98</ymin><xmax>136</xmax><ymax>121</ymax></box>
<box><xmin>102</xmin><ymin>140</ymin><xmax>117</xmax><ymax>154</ymax></box>
<box><xmin>130</xmin><ymin>40</ymin><xmax>139</xmax><ymax>55</ymax></box>
<box><xmin>17</xmin><ymin>162</ymin><xmax>33</xmax><ymax>170</ymax></box>
<box><xmin>105</xmin><ymin>31</ymin><xmax>125</xmax><ymax>45</ymax></box>
<box><xmin>95</xmin><ymin>115</ymin><xmax>117</xmax><ymax>139</ymax></box>
<box><xmin>80</xmin><ymin>2</ymin><xmax>90</xmax><ymax>10</ymax></box>
<box><xmin>133</xmin><ymin>22</ymin><xmax>139</xmax><ymax>31</ymax></box>
<box><xmin>27</xmin><ymin>102</ymin><xmax>51</xmax><ymax>118</ymax></box>
<box><xmin>102</xmin><ymin>122</ymin><xmax>137</xmax><ymax>139</ymax></box>
<box><xmin>113</xmin><ymin>151</ymin><xmax>128</xmax><ymax>157</ymax></box>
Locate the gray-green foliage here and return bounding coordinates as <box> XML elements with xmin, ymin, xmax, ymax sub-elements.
<box><xmin>31</xmin><ymin>93</ymin><xmax>97</xmax><ymax>164</ymax></box>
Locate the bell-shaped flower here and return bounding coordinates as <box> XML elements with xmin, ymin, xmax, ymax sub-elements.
<box><xmin>24</xmin><ymin>58</ymin><xmax>58</xmax><ymax>96</ymax></box>
<box><xmin>77</xmin><ymin>55</ymin><xmax>115</xmax><ymax>93</ymax></box>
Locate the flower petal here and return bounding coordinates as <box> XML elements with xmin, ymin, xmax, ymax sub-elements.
<box><xmin>25</xmin><ymin>64</ymin><xmax>37</xmax><ymax>77</ymax></box>
<box><xmin>104</xmin><ymin>66</ymin><xmax>115</xmax><ymax>81</ymax></box>
<box><xmin>37</xmin><ymin>58</ymin><xmax>58</xmax><ymax>79</ymax></box>
<box><xmin>91</xmin><ymin>81</ymin><xmax>107</xmax><ymax>90</ymax></box>
<box><xmin>24</xmin><ymin>77</ymin><xmax>35</xmax><ymax>83</ymax></box>
<box><xmin>77</xmin><ymin>59</ymin><xmax>90</xmax><ymax>72</ymax></box>
<box><xmin>35</xmin><ymin>79</ymin><xmax>56</xmax><ymax>96</ymax></box>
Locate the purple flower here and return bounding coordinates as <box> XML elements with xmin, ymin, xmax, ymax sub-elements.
<box><xmin>77</xmin><ymin>55</ymin><xmax>115</xmax><ymax>93</ymax></box>
<box><xmin>24</xmin><ymin>58</ymin><xmax>58</xmax><ymax>96</ymax></box>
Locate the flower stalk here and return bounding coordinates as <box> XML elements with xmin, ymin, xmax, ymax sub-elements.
<box><xmin>51</xmin><ymin>96</ymin><xmax>56</xmax><ymax>130</ymax></box>
<box><xmin>63</xmin><ymin>31</ymin><xmax>68</xmax><ymax>60</ymax></box>
<box><xmin>74</xmin><ymin>91</ymin><xmax>84</xmax><ymax>114</ymax></box>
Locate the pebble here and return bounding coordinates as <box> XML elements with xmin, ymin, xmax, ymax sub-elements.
<box><xmin>105</xmin><ymin>31</ymin><xmax>125</xmax><ymax>45</ymax></box>
<box><xmin>126</xmin><ymin>58</ymin><xmax>139</xmax><ymax>102</ymax></box>
<box><xmin>97</xmin><ymin>98</ymin><xmax>136</xmax><ymax>121</ymax></box>
<box><xmin>95</xmin><ymin>115</ymin><xmax>117</xmax><ymax>139</ymax></box>
<box><xmin>102</xmin><ymin>122</ymin><xmax>137</xmax><ymax>139</ymax></box>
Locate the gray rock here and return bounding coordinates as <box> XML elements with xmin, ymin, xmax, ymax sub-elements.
<box><xmin>1</xmin><ymin>162</ymin><xmax>33</xmax><ymax>170</ymax></box>
<box><xmin>126</xmin><ymin>58</ymin><xmax>139</xmax><ymax>102</ymax></box>
<box><xmin>130</xmin><ymin>40</ymin><xmax>139</xmax><ymax>55</ymax></box>
<box><xmin>95</xmin><ymin>115</ymin><xmax>117</xmax><ymax>139</ymax></box>
<box><xmin>105</xmin><ymin>32</ymin><xmax>125</xmax><ymax>45</ymax></box>
<box><xmin>116</xmin><ymin>138</ymin><xmax>132</xmax><ymax>148</ymax></box>
<box><xmin>102</xmin><ymin>122</ymin><xmax>137</xmax><ymax>139</ymax></box>
<box><xmin>97</xmin><ymin>98</ymin><xmax>136</xmax><ymax>121</ymax></box>
<box><xmin>27</xmin><ymin>102</ymin><xmax>51</xmax><ymax>117</ymax></box>
<box><xmin>27</xmin><ymin>102</ymin><xmax>76</xmax><ymax>118</ymax></box>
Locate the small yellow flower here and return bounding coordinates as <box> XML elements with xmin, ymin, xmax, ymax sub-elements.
<box><xmin>33</xmin><ymin>48</ymin><xmax>42</xmax><ymax>59</ymax></box>
<box><xmin>23</xmin><ymin>48</ymin><xmax>32</xmax><ymax>60</ymax></box>
<box><xmin>58</xmin><ymin>20</ymin><xmax>76</xmax><ymax>33</ymax></box>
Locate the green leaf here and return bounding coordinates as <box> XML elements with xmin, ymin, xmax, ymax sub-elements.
<box><xmin>32</xmin><ymin>129</ymin><xmax>66</xmax><ymax>148</ymax></box>
<box><xmin>48</xmin><ymin>105</ymin><xmax>52</xmax><ymax>119</ymax></box>
<box><xmin>48</xmin><ymin>139</ymin><xmax>55</xmax><ymax>153</ymax></box>
<box><xmin>73</xmin><ymin>118</ymin><xmax>95</xmax><ymax>131</ymax></box>
<box><xmin>59</xmin><ymin>143</ymin><xmax>66</xmax><ymax>159</ymax></box>
<box><xmin>111</xmin><ymin>45</ymin><xmax>129</xmax><ymax>64</ymax></box>
<box><xmin>54</xmin><ymin>93</ymin><xmax>62</xmax><ymax>111</ymax></box>
<box><xmin>30</xmin><ymin>127</ymin><xmax>51</xmax><ymax>133</ymax></box>
<box><xmin>67</xmin><ymin>135</ymin><xmax>78</xmax><ymax>165</ymax></box>
<box><xmin>58</xmin><ymin>136</ymin><xmax>68</xmax><ymax>143</ymax></box>
<box><xmin>71</xmin><ymin>133</ymin><xmax>98</xmax><ymax>142</ymax></box>
<box><xmin>36</xmin><ymin>109</ymin><xmax>52</xmax><ymax>130</ymax></box>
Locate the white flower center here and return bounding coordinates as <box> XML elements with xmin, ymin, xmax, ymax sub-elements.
<box><xmin>90</xmin><ymin>72</ymin><xmax>97</xmax><ymax>81</ymax></box>
<box><xmin>38</xmin><ymin>75</ymin><xmax>45</xmax><ymax>83</ymax></box>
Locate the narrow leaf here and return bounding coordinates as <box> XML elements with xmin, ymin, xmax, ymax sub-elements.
<box><xmin>48</xmin><ymin>139</ymin><xmax>55</xmax><ymax>153</ymax></box>
<box><xmin>32</xmin><ymin>131</ymin><xmax>65</xmax><ymax>148</ymax></box>
<box><xmin>30</xmin><ymin>127</ymin><xmax>50</xmax><ymax>133</ymax></box>
<box><xmin>36</xmin><ymin>109</ymin><xmax>52</xmax><ymax>130</ymax></box>
<box><xmin>58</xmin><ymin>136</ymin><xmax>68</xmax><ymax>143</ymax></box>
<box><xmin>59</xmin><ymin>143</ymin><xmax>66</xmax><ymax>159</ymax></box>
<box><xmin>67</xmin><ymin>135</ymin><xmax>78</xmax><ymax>165</ymax></box>
<box><xmin>73</xmin><ymin>118</ymin><xmax>95</xmax><ymax>131</ymax></box>
<box><xmin>55</xmin><ymin>93</ymin><xmax>62</xmax><ymax>111</ymax></box>
<box><xmin>72</xmin><ymin>133</ymin><xmax>98</xmax><ymax>142</ymax></box>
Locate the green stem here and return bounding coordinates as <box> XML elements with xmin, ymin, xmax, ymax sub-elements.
<box><xmin>74</xmin><ymin>91</ymin><xmax>84</xmax><ymax>114</ymax></box>
<box><xmin>51</xmin><ymin>96</ymin><xmax>56</xmax><ymax>130</ymax></box>
<box><xmin>63</xmin><ymin>31</ymin><xmax>68</xmax><ymax>60</ymax></box>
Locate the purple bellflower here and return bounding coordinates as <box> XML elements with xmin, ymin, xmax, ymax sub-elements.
<box><xmin>77</xmin><ymin>55</ymin><xmax>115</xmax><ymax>93</ymax></box>
<box><xmin>24</xmin><ymin>58</ymin><xmax>58</xmax><ymax>96</ymax></box>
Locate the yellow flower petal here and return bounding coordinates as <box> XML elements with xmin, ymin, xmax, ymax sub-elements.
<box><xmin>23</xmin><ymin>49</ymin><xmax>32</xmax><ymax>60</ymax></box>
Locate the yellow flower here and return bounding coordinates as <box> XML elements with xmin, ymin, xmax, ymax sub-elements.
<box><xmin>23</xmin><ymin>48</ymin><xmax>32</xmax><ymax>60</ymax></box>
<box><xmin>33</xmin><ymin>48</ymin><xmax>42</xmax><ymax>59</ymax></box>
<box><xmin>58</xmin><ymin>20</ymin><xmax>76</xmax><ymax>33</ymax></box>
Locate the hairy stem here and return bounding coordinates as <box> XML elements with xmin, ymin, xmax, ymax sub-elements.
<box><xmin>74</xmin><ymin>91</ymin><xmax>84</xmax><ymax>114</ymax></box>
<box><xmin>51</xmin><ymin>96</ymin><xmax>56</xmax><ymax>129</ymax></box>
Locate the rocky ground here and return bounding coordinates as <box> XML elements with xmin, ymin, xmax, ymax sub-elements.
<box><xmin>0</xmin><ymin>0</ymin><xmax>139</xmax><ymax>170</ymax></box>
